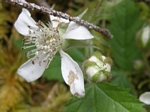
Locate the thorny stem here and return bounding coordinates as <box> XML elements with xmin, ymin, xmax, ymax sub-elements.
<box><xmin>3</xmin><ymin>0</ymin><xmax>113</xmax><ymax>39</ymax></box>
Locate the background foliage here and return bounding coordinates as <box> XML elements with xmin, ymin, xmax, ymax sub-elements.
<box><xmin>0</xmin><ymin>0</ymin><xmax>150</xmax><ymax>112</ymax></box>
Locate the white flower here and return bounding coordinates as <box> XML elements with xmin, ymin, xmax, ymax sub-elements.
<box><xmin>139</xmin><ymin>92</ymin><xmax>150</xmax><ymax>105</ymax></box>
<box><xmin>14</xmin><ymin>8</ymin><xmax>93</xmax><ymax>97</ymax></box>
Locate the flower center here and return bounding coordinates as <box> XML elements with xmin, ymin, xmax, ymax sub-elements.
<box><xmin>22</xmin><ymin>21</ymin><xmax>63</xmax><ymax>68</ymax></box>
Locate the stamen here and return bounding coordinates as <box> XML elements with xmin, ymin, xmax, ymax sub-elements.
<box><xmin>22</xmin><ymin>45</ymin><xmax>36</xmax><ymax>50</ymax></box>
<box><xmin>23</xmin><ymin>41</ymin><xmax>35</xmax><ymax>45</ymax></box>
<box><xmin>30</xmin><ymin>49</ymin><xmax>39</xmax><ymax>54</ymax></box>
<box><xmin>23</xmin><ymin>36</ymin><xmax>29</xmax><ymax>41</ymax></box>
<box><xmin>46</xmin><ymin>60</ymin><xmax>52</xmax><ymax>69</ymax></box>
<box><xmin>39</xmin><ymin>61</ymin><xmax>42</xmax><ymax>66</ymax></box>
<box><xmin>28</xmin><ymin>25</ymin><xmax>38</xmax><ymax>30</ymax></box>
<box><xmin>23</xmin><ymin>37</ymin><xmax>36</xmax><ymax>42</ymax></box>
<box><xmin>30</xmin><ymin>59</ymin><xmax>35</xmax><ymax>65</ymax></box>
<box><xmin>35</xmin><ymin>51</ymin><xmax>38</xmax><ymax>56</ymax></box>
<box><xmin>25</xmin><ymin>51</ymin><xmax>35</xmax><ymax>58</ymax></box>
<box><xmin>28</xmin><ymin>30</ymin><xmax>32</xmax><ymax>34</ymax></box>
<box><xmin>43</xmin><ymin>60</ymin><xmax>47</xmax><ymax>62</ymax></box>
<box><xmin>36</xmin><ymin>20</ymin><xmax>42</xmax><ymax>26</ymax></box>
<box><xmin>36</xmin><ymin>56</ymin><xmax>39</xmax><ymax>59</ymax></box>
<box><xmin>32</xmin><ymin>60</ymin><xmax>35</xmax><ymax>65</ymax></box>
<box><xmin>30</xmin><ymin>56</ymin><xmax>39</xmax><ymax>64</ymax></box>
<box><xmin>22</xmin><ymin>21</ymin><xmax>64</xmax><ymax>69</ymax></box>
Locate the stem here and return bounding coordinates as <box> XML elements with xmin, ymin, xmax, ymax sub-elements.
<box><xmin>42</xmin><ymin>83</ymin><xmax>58</xmax><ymax>107</ymax></box>
<box><xmin>3</xmin><ymin>0</ymin><xmax>113</xmax><ymax>39</ymax></box>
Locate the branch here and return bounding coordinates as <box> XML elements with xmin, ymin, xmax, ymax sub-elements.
<box><xmin>3</xmin><ymin>0</ymin><xmax>113</xmax><ymax>39</ymax></box>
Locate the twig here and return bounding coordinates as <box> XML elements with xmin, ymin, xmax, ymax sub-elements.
<box><xmin>3</xmin><ymin>0</ymin><xmax>113</xmax><ymax>38</ymax></box>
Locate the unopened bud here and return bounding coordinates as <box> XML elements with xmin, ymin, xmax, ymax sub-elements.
<box><xmin>137</xmin><ymin>24</ymin><xmax>150</xmax><ymax>49</ymax></box>
<box><xmin>82</xmin><ymin>52</ymin><xmax>112</xmax><ymax>83</ymax></box>
<box><xmin>133</xmin><ymin>60</ymin><xmax>144</xmax><ymax>70</ymax></box>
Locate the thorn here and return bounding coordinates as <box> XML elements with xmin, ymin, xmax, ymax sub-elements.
<box><xmin>36</xmin><ymin>56</ymin><xmax>39</xmax><ymax>59</ymax></box>
<box><xmin>28</xmin><ymin>25</ymin><xmax>31</xmax><ymax>28</ymax></box>
<box><xmin>28</xmin><ymin>30</ymin><xmax>31</xmax><ymax>34</ymax></box>
<box><xmin>43</xmin><ymin>60</ymin><xmax>46</xmax><ymax>62</ymax></box>
<box><xmin>23</xmin><ymin>37</ymin><xmax>29</xmax><ymax>42</ymax></box>
<box><xmin>25</xmin><ymin>52</ymin><xmax>28</xmax><ymax>57</ymax></box>
<box><xmin>45</xmin><ymin>65</ymin><xmax>49</xmax><ymax>69</ymax></box>
<box><xmin>22</xmin><ymin>41</ymin><xmax>25</xmax><ymax>45</ymax></box>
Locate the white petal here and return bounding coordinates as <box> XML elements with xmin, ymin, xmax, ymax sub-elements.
<box><xmin>62</xmin><ymin>22</ymin><xmax>94</xmax><ymax>40</ymax></box>
<box><xmin>60</xmin><ymin>50</ymin><xmax>85</xmax><ymax>97</ymax></box>
<box><xmin>49</xmin><ymin>15</ymin><xmax>60</xmax><ymax>28</ymax></box>
<box><xmin>17</xmin><ymin>53</ymin><xmax>48</xmax><ymax>82</ymax></box>
<box><xmin>89</xmin><ymin>56</ymin><xmax>103</xmax><ymax>68</ymax></box>
<box><xmin>50</xmin><ymin>15</ymin><xmax>69</xmax><ymax>28</ymax></box>
<box><xmin>139</xmin><ymin>92</ymin><xmax>150</xmax><ymax>105</ymax></box>
<box><xmin>86</xmin><ymin>66</ymin><xmax>99</xmax><ymax>78</ymax></box>
<box><xmin>14</xmin><ymin>8</ymin><xmax>37</xmax><ymax>36</ymax></box>
<box><xmin>89</xmin><ymin>55</ymin><xmax>111</xmax><ymax>72</ymax></box>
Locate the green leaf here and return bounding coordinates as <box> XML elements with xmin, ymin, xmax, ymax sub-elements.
<box><xmin>81</xmin><ymin>0</ymin><xmax>124</xmax><ymax>24</ymax></box>
<box><xmin>110</xmin><ymin>68</ymin><xmax>132</xmax><ymax>89</ymax></box>
<box><xmin>65</xmin><ymin>83</ymin><xmax>145</xmax><ymax>112</ymax></box>
<box><xmin>67</xmin><ymin>48</ymin><xmax>84</xmax><ymax>64</ymax></box>
<box><xmin>42</xmin><ymin>54</ymin><xmax>63</xmax><ymax>82</ymax></box>
<box><xmin>65</xmin><ymin>40</ymin><xmax>97</xmax><ymax>51</ymax></box>
<box><xmin>13</xmin><ymin>39</ymin><xmax>22</xmax><ymax>48</ymax></box>
<box><xmin>108</xmin><ymin>0</ymin><xmax>143</xmax><ymax>71</ymax></box>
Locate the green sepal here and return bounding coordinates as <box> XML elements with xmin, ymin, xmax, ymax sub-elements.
<box><xmin>83</xmin><ymin>60</ymin><xmax>97</xmax><ymax>70</ymax></box>
<box><xmin>78</xmin><ymin>8</ymin><xmax>88</xmax><ymax>19</ymax></box>
<box><xmin>92</xmin><ymin>52</ymin><xmax>103</xmax><ymax>61</ymax></box>
<box><xmin>91</xmin><ymin>71</ymin><xmax>101</xmax><ymax>82</ymax></box>
<box><xmin>104</xmin><ymin>57</ymin><xmax>113</xmax><ymax>65</ymax></box>
<box><xmin>91</xmin><ymin>70</ymin><xmax>110</xmax><ymax>83</ymax></box>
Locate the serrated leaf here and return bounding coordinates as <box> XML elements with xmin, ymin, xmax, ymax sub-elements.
<box><xmin>65</xmin><ymin>83</ymin><xmax>145</xmax><ymax>112</ymax></box>
<box><xmin>108</xmin><ymin>0</ymin><xmax>143</xmax><ymax>71</ymax></box>
<box><xmin>110</xmin><ymin>68</ymin><xmax>132</xmax><ymax>89</ymax></box>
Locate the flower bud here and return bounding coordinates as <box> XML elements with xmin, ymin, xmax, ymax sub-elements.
<box><xmin>137</xmin><ymin>24</ymin><xmax>150</xmax><ymax>49</ymax></box>
<box><xmin>133</xmin><ymin>60</ymin><xmax>144</xmax><ymax>71</ymax></box>
<box><xmin>82</xmin><ymin>52</ymin><xmax>112</xmax><ymax>83</ymax></box>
